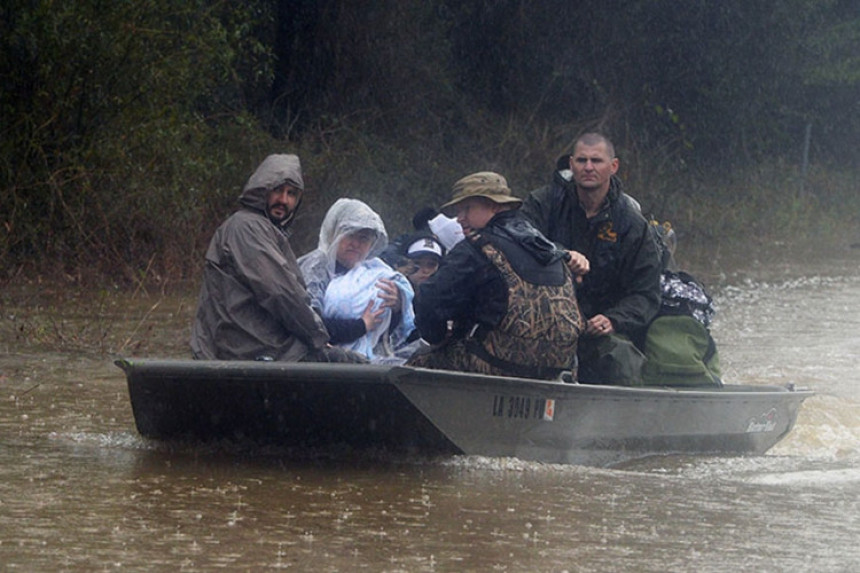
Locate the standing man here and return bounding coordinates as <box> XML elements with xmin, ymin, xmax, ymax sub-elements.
<box><xmin>191</xmin><ymin>154</ymin><xmax>361</xmax><ymax>363</ymax></box>
<box><xmin>521</xmin><ymin>133</ymin><xmax>662</xmax><ymax>384</ymax></box>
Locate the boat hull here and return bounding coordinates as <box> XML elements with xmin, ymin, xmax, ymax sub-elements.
<box><xmin>117</xmin><ymin>359</ymin><xmax>812</xmax><ymax>465</ymax></box>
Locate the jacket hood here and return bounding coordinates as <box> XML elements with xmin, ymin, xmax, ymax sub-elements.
<box><xmin>239</xmin><ymin>154</ymin><xmax>305</xmax><ymax>213</ymax></box>
<box><xmin>490</xmin><ymin>210</ymin><xmax>566</xmax><ymax>266</ymax></box>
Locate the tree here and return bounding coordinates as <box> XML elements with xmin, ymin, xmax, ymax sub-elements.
<box><xmin>0</xmin><ymin>0</ymin><xmax>272</xmax><ymax>277</ymax></box>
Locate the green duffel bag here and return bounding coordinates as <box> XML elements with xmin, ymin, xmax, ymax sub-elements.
<box><xmin>642</xmin><ymin>315</ymin><xmax>722</xmax><ymax>386</ymax></box>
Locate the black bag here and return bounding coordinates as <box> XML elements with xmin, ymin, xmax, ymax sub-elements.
<box><xmin>659</xmin><ymin>270</ymin><xmax>715</xmax><ymax>327</ymax></box>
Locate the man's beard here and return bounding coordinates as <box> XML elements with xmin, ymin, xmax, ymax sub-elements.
<box><xmin>267</xmin><ymin>204</ymin><xmax>294</xmax><ymax>226</ymax></box>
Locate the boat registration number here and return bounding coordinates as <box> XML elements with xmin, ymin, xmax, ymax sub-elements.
<box><xmin>492</xmin><ymin>395</ymin><xmax>555</xmax><ymax>421</ymax></box>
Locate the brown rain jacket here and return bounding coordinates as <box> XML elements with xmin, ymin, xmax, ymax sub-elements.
<box><xmin>190</xmin><ymin>154</ymin><xmax>329</xmax><ymax>361</ymax></box>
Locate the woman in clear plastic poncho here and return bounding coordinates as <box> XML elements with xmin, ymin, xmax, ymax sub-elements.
<box><xmin>298</xmin><ymin>198</ymin><xmax>416</xmax><ymax>362</ymax></box>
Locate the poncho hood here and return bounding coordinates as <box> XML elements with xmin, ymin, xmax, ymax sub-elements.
<box><xmin>298</xmin><ymin>198</ymin><xmax>390</xmax><ymax>311</ymax></box>
<box><xmin>316</xmin><ymin>198</ymin><xmax>389</xmax><ymax>266</ymax></box>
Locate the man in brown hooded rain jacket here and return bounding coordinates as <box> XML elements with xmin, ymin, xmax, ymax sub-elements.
<box><xmin>191</xmin><ymin>154</ymin><xmax>360</xmax><ymax>362</ymax></box>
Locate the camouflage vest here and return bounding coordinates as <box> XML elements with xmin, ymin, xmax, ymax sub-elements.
<box><xmin>468</xmin><ymin>239</ymin><xmax>584</xmax><ymax>378</ymax></box>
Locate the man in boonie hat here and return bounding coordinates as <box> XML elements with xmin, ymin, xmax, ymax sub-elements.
<box><xmin>438</xmin><ymin>172</ymin><xmax>523</xmax><ymax>234</ymax></box>
<box><xmin>407</xmin><ymin>172</ymin><xmax>584</xmax><ymax>381</ymax></box>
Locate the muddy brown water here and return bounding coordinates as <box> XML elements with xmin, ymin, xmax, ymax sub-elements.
<box><xmin>1</xmin><ymin>251</ymin><xmax>858</xmax><ymax>571</ymax></box>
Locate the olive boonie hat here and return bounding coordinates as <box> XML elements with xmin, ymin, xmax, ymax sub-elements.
<box><xmin>439</xmin><ymin>171</ymin><xmax>523</xmax><ymax>215</ymax></box>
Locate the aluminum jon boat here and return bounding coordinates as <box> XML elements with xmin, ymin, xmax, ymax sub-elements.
<box><xmin>116</xmin><ymin>359</ymin><xmax>812</xmax><ymax>465</ymax></box>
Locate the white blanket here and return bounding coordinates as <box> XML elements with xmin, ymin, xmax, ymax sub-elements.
<box><xmin>322</xmin><ymin>258</ymin><xmax>415</xmax><ymax>362</ymax></box>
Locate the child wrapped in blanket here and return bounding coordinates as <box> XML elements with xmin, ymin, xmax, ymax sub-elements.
<box><xmin>298</xmin><ymin>198</ymin><xmax>415</xmax><ymax>363</ymax></box>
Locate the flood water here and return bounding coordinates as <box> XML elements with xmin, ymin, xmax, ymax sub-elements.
<box><xmin>1</xmin><ymin>250</ymin><xmax>858</xmax><ymax>572</ymax></box>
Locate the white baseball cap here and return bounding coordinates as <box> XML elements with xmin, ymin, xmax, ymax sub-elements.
<box><xmin>406</xmin><ymin>237</ymin><xmax>444</xmax><ymax>259</ymax></box>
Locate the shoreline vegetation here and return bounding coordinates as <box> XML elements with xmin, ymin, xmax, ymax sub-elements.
<box><xmin>2</xmin><ymin>150</ymin><xmax>857</xmax><ymax>292</ymax></box>
<box><xmin>2</xmin><ymin>2</ymin><xmax>858</xmax><ymax>292</ymax></box>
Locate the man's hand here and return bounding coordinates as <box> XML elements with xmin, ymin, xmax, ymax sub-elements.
<box><xmin>565</xmin><ymin>250</ymin><xmax>590</xmax><ymax>283</ymax></box>
<box><xmin>586</xmin><ymin>314</ymin><xmax>614</xmax><ymax>336</ymax></box>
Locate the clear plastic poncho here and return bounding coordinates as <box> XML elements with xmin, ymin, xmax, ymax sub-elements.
<box><xmin>298</xmin><ymin>198</ymin><xmax>415</xmax><ymax>362</ymax></box>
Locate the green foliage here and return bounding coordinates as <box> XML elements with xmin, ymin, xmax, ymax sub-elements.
<box><xmin>431</xmin><ymin>0</ymin><xmax>859</xmax><ymax>165</ymax></box>
<box><xmin>0</xmin><ymin>0</ymin><xmax>858</xmax><ymax>284</ymax></box>
<box><xmin>0</xmin><ymin>0</ymin><xmax>273</xmax><ymax>280</ymax></box>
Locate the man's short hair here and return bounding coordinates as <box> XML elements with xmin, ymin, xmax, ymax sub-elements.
<box><xmin>574</xmin><ymin>133</ymin><xmax>616</xmax><ymax>159</ymax></box>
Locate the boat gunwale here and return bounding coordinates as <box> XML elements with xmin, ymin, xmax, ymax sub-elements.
<box><xmin>115</xmin><ymin>358</ymin><xmax>814</xmax><ymax>401</ymax></box>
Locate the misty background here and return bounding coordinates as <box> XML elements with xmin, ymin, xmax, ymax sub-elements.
<box><xmin>2</xmin><ymin>0</ymin><xmax>858</xmax><ymax>285</ymax></box>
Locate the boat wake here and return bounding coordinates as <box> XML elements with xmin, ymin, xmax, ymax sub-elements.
<box><xmin>743</xmin><ymin>467</ymin><xmax>860</xmax><ymax>486</ymax></box>
<box><xmin>50</xmin><ymin>430</ymin><xmax>151</xmax><ymax>450</ymax></box>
